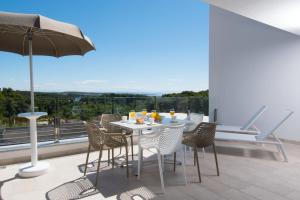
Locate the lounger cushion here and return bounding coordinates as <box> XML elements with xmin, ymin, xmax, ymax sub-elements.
<box><xmin>216</xmin><ymin>125</ymin><xmax>259</xmax><ymax>134</ymax></box>
<box><xmin>215</xmin><ymin>132</ymin><xmax>257</xmax><ymax>142</ymax></box>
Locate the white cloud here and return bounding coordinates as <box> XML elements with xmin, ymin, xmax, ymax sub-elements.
<box><xmin>34</xmin><ymin>82</ymin><xmax>63</xmax><ymax>91</ymax></box>
<box><xmin>74</xmin><ymin>79</ymin><xmax>107</xmax><ymax>85</ymax></box>
<box><xmin>2</xmin><ymin>78</ymin><xmax>207</xmax><ymax>93</ymax></box>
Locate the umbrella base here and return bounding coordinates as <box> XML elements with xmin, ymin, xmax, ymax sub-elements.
<box><xmin>18</xmin><ymin>161</ymin><xmax>49</xmax><ymax>178</ymax></box>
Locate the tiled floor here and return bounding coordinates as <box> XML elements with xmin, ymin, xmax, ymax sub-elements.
<box><xmin>1</xmin><ymin>141</ymin><xmax>300</xmax><ymax>200</ymax></box>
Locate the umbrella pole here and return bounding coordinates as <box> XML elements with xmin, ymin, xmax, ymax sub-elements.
<box><xmin>28</xmin><ymin>36</ymin><xmax>38</xmax><ymax>167</ymax></box>
<box><xmin>29</xmin><ymin>36</ymin><xmax>35</xmax><ymax>114</ymax></box>
<box><xmin>18</xmin><ymin>35</ymin><xmax>49</xmax><ymax>177</ymax></box>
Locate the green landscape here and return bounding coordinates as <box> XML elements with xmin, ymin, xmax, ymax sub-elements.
<box><xmin>0</xmin><ymin>88</ymin><xmax>208</xmax><ymax>128</ymax></box>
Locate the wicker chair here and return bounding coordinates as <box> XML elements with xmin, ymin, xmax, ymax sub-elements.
<box><xmin>100</xmin><ymin>114</ymin><xmax>134</xmax><ymax>163</ymax></box>
<box><xmin>84</xmin><ymin>122</ymin><xmax>129</xmax><ymax>187</ymax></box>
<box><xmin>182</xmin><ymin>122</ymin><xmax>219</xmax><ymax>182</ymax></box>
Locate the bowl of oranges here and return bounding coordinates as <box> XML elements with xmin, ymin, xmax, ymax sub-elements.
<box><xmin>136</xmin><ymin>118</ymin><xmax>144</xmax><ymax>124</ymax></box>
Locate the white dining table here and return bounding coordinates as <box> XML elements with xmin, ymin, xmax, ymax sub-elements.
<box><xmin>110</xmin><ymin>120</ymin><xmax>164</xmax><ymax>136</ymax></box>
<box><xmin>110</xmin><ymin>113</ymin><xmax>200</xmax><ymax>176</ymax></box>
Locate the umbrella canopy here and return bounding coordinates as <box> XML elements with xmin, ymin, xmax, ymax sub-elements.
<box><xmin>0</xmin><ymin>11</ymin><xmax>95</xmax><ymax>113</ymax></box>
<box><xmin>0</xmin><ymin>11</ymin><xmax>95</xmax><ymax>57</ymax></box>
<box><xmin>0</xmin><ymin>11</ymin><xmax>95</xmax><ymax>177</ymax></box>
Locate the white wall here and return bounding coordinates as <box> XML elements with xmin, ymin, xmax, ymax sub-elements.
<box><xmin>205</xmin><ymin>0</ymin><xmax>300</xmax><ymax>36</ymax></box>
<box><xmin>209</xmin><ymin>6</ymin><xmax>300</xmax><ymax>141</ymax></box>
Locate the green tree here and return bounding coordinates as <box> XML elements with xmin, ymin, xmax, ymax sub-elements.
<box><xmin>3</xmin><ymin>98</ymin><xmax>17</xmax><ymax>127</ymax></box>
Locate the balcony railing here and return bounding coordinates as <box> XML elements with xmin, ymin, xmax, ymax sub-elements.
<box><xmin>0</xmin><ymin>96</ymin><xmax>208</xmax><ymax>147</ymax></box>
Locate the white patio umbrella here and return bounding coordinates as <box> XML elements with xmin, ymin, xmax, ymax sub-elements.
<box><xmin>0</xmin><ymin>11</ymin><xmax>95</xmax><ymax>177</ymax></box>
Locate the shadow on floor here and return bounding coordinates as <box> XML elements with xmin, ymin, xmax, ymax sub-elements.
<box><xmin>0</xmin><ymin>175</ymin><xmax>18</xmax><ymax>200</ymax></box>
<box><xmin>45</xmin><ymin>169</ymin><xmax>158</xmax><ymax>200</ymax></box>
<box><xmin>77</xmin><ymin>153</ymin><xmax>133</xmax><ymax>174</ymax></box>
<box><xmin>46</xmin><ymin>154</ymin><xmax>161</xmax><ymax>200</ymax></box>
<box><xmin>47</xmin><ymin>149</ymin><xmax>225</xmax><ymax>200</ymax></box>
<box><xmin>46</xmin><ymin>144</ymin><xmax>282</xmax><ymax>199</ymax></box>
<box><xmin>214</xmin><ymin>144</ymin><xmax>280</xmax><ymax>161</ymax></box>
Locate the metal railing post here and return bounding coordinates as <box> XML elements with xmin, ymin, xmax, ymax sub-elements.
<box><xmin>174</xmin><ymin>97</ymin><xmax>177</xmax><ymax>111</ymax></box>
<box><xmin>154</xmin><ymin>96</ymin><xmax>157</xmax><ymax>110</ymax></box>
<box><xmin>104</xmin><ymin>97</ymin><xmax>106</xmax><ymax>112</ymax></box>
<box><xmin>53</xmin><ymin>117</ymin><xmax>60</xmax><ymax>143</ymax></box>
<box><xmin>55</xmin><ymin>97</ymin><xmax>58</xmax><ymax>117</ymax></box>
<box><xmin>111</xmin><ymin>97</ymin><xmax>114</xmax><ymax>114</ymax></box>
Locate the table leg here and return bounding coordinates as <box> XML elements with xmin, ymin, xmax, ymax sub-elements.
<box><xmin>136</xmin><ymin>129</ymin><xmax>143</xmax><ymax>177</ymax></box>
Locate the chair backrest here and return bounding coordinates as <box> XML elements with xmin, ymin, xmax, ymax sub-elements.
<box><xmin>192</xmin><ymin>122</ymin><xmax>217</xmax><ymax>148</ymax></box>
<box><xmin>241</xmin><ymin>105</ymin><xmax>268</xmax><ymax>130</ymax></box>
<box><xmin>85</xmin><ymin>122</ymin><xmax>105</xmax><ymax>150</ymax></box>
<box><xmin>256</xmin><ymin>109</ymin><xmax>294</xmax><ymax>140</ymax></box>
<box><xmin>158</xmin><ymin>124</ymin><xmax>185</xmax><ymax>155</ymax></box>
<box><xmin>190</xmin><ymin>113</ymin><xmax>204</xmax><ymax>124</ymax></box>
<box><xmin>100</xmin><ymin>114</ymin><xmax>122</xmax><ymax>133</ymax></box>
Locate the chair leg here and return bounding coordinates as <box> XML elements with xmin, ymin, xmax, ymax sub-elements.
<box><xmin>141</xmin><ymin>149</ymin><xmax>143</xmax><ymax>163</ymax></box>
<box><xmin>125</xmin><ymin>144</ymin><xmax>129</xmax><ymax>177</ymax></box>
<box><xmin>119</xmin><ymin>146</ymin><xmax>122</xmax><ymax>154</ymax></box>
<box><xmin>84</xmin><ymin>144</ymin><xmax>91</xmax><ymax>176</ymax></box>
<box><xmin>182</xmin><ymin>147</ymin><xmax>188</xmax><ymax>185</ymax></box>
<box><xmin>157</xmin><ymin>152</ymin><xmax>165</xmax><ymax>193</ymax></box>
<box><xmin>112</xmin><ymin>148</ymin><xmax>114</xmax><ymax>168</ymax></box>
<box><xmin>161</xmin><ymin>155</ymin><xmax>165</xmax><ymax>172</ymax></box>
<box><xmin>107</xmin><ymin>149</ymin><xmax>110</xmax><ymax>166</ymax></box>
<box><xmin>130</xmin><ymin>135</ymin><xmax>134</xmax><ymax>160</ymax></box>
<box><xmin>194</xmin><ymin>151</ymin><xmax>196</xmax><ymax>166</ymax></box>
<box><xmin>212</xmin><ymin>143</ymin><xmax>220</xmax><ymax>176</ymax></box>
<box><xmin>194</xmin><ymin>146</ymin><xmax>201</xmax><ymax>182</ymax></box>
<box><xmin>277</xmin><ymin>143</ymin><xmax>288</xmax><ymax>162</ymax></box>
<box><xmin>137</xmin><ymin>146</ymin><xmax>142</xmax><ymax>179</ymax></box>
<box><xmin>95</xmin><ymin>146</ymin><xmax>103</xmax><ymax>187</ymax></box>
<box><xmin>173</xmin><ymin>152</ymin><xmax>176</xmax><ymax>172</ymax></box>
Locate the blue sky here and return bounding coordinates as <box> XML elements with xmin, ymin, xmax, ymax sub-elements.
<box><xmin>0</xmin><ymin>0</ymin><xmax>208</xmax><ymax>94</ymax></box>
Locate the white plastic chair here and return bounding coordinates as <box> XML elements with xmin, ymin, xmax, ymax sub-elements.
<box><xmin>137</xmin><ymin>124</ymin><xmax>187</xmax><ymax>193</ymax></box>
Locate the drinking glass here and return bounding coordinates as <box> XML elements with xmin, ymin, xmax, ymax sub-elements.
<box><xmin>129</xmin><ymin>110</ymin><xmax>136</xmax><ymax>120</ymax></box>
<box><xmin>170</xmin><ymin>108</ymin><xmax>175</xmax><ymax>117</ymax></box>
<box><xmin>141</xmin><ymin>109</ymin><xmax>147</xmax><ymax>117</ymax></box>
<box><xmin>151</xmin><ymin>110</ymin><xmax>157</xmax><ymax>118</ymax></box>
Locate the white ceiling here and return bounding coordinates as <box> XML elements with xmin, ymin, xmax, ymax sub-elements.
<box><xmin>204</xmin><ymin>0</ymin><xmax>300</xmax><ymax>36</ymax></box>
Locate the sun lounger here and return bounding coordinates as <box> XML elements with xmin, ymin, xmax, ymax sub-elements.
<box><xmin>215</xmin><ymin>109</ymin><xmax>294</xmax><ymax>161</ymax></box>
<box><xmin>216</xmin><ymin>105</ymin><xmax>268</xmax><ymax>134</ymax></box>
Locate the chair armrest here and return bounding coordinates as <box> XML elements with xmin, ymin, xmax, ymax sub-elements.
<box><xmin>107</xmin><ymin>133</ymin><xmax>125</xmax><ymax>137</ymax></box>
<box><xmin>183</xmin><ymin>129</ymin><xmax>195</xmax><ymax>135</ymax></box>
<box><xmin>183</xmin><ymin>131</ymin><xmax>193</xmax><ymax>136</ymax></box>
<box><xmin>107</xmin><ymin>133</ymin><xmax>128</xmax><ymax>143</ymax></box>
<box><xmin>99</xmin><ymin>127</ymin><xmax>108</xmax><ymax>132</ymax></box>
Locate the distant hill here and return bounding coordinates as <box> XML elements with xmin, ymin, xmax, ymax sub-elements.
<box><xmin>2</xmin><ymin>89</ymin><xmax>148</xmax><ymax>98</ymax></box>
<box><xmin>0</xmin><ymin>88</ymin><xmax>209</xmax><ymax>127</ymax></box>
<box><xmin>1</xmin><ymin>88</ymin><xmax>208</xmax><ymax>98</ymax></box>
<box><xmin>162</xmin><ymin>90</ymin><xmax>208</xmax><ymax>97</ymax></box>
<box><xmin>60</xmin><ymin>91</ymin><xmax>163</xmax><ymax>97</ymax></box>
